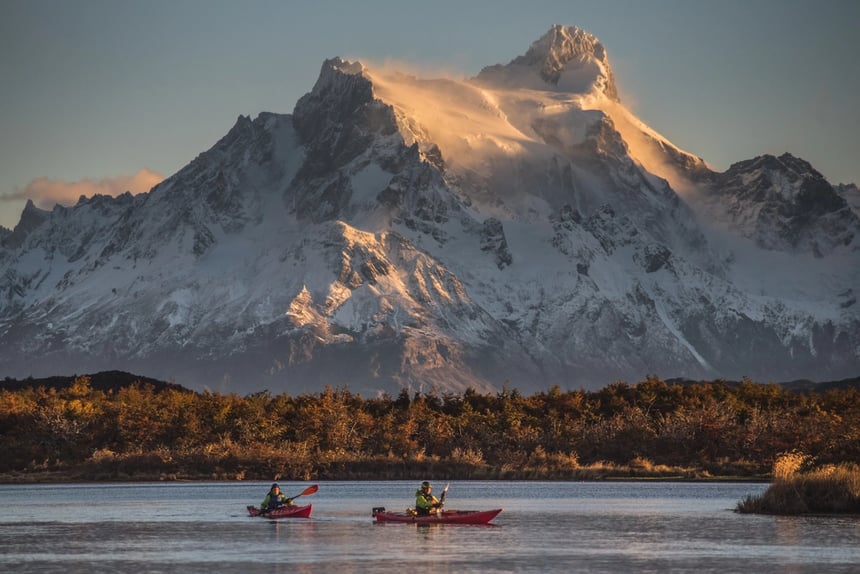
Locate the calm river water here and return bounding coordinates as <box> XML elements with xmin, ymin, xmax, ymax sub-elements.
<box><xmin>1</xmin><ymin>480</ymin><xmax>858</xmax><ymax>573</ymax></box>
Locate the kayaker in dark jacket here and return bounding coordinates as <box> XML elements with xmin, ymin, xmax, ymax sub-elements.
<box><xmin>415</xmin><ymin>481</ymin><xmax>443</xmax><ymax>515</ymax></box>
<box><xmin>261</xmin><ymin>483</ymin><xmax>293</xmax><ymax>512</ymax></box>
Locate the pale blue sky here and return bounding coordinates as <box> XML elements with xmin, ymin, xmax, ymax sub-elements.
<box><xmin>1</xmin><ymin>0</ymin><xmax>858</xmax><ymax>229</ymax></box>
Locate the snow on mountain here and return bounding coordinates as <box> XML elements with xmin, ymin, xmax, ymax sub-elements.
<box><xmin>1</xmin><ymin>25</ymin><xmax>858</xmax><ymax>394</ymax></box>
<box><xmin>837</xmin><ymin>183</ymin><xmax>860</xmax><ymax>217</ymax></box>
<box><xmin>690</xmin><ymin>154</ymin><xmax>859</xmax><ymax>256</ymax></box>
<box><xmin>475</xmin><ymin>24</ymin><xmax>619</xmax><ymax>100</ymax></box>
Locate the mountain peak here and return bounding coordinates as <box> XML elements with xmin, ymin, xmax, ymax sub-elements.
<box><xmin>1</xmin><ymin>199</ymin><xmax>50</xmax><ymax>249</ymax></box>
<box><xmin>706</xmin><ymin>152</ymin><xmax>859</xmax><ymax>254</ymax></box>
<box><xmin>525</xmin><ymin>25</ymin><xmax>611</xmax><ymax>81</ymax></box>
<box><xmin>294</xmin><ymin>57</ymin><xmax>375</xmax><ymax>138</ymax></box>
<box><xmin>310</xmin><ymin>57</ymin><xmax>367</xmax><ymax>94</ymax></box>
<box><xmin>475</xmin><ymin>25</ymin><xmax>619</xmax><ymax>101</ymax></box>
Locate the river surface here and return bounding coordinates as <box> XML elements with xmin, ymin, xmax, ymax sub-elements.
<box><xmin>1</xmin><ymin>480</ymin><xmax>859</xmax><ymax>573</ymax></box>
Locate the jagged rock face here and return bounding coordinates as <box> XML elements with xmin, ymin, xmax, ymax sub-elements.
<box><xmin>290</xmin><ymin>58</ymin><xmax>407</xmax><ymax>222</ymax></box>
<box><xmin>475</xmin><ymin>24</ymin><xmax>619</xmax><ymax>100</ymax></box>
<box><xmin>2</xmin><ymin>200</ymin><xmax>51</xmax><ymax>249</ymax></box>
<box><xmin>479</xmin><ymin>218</ymin><xmax>512</xmax><ymax>269</ymax></box>
<box><xmin>0</xmin><ymin>26</ymin><xmax>858</xmax><ymax>394</ymax></box>
<box><xmin>835</xmin><ymin>183</ymin><xmax>860</xmax><ymax>215</ymax></box>
<box><xmin>700</xmin><ymin>153</ymin><xmax>859</xmax><ymax>255</ymax></box>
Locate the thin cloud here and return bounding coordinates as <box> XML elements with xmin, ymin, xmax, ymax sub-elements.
<box><xmin>5</xmin><ymin>169</ymin><xmax>164</xmax><ymax>210</ymax></box>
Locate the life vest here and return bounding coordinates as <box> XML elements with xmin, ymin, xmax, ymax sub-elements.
<box><xmin>415</xmin><ymin>491</ymin><xmax>438</xmax><ymax>514</ymax></box>
<box><xmin>266</xmin><ymin>493</ymin><xmax>284</xmax><ymax>509</ymax></box>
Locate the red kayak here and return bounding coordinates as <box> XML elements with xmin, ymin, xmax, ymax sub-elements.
<box><xmin>372</xmin><ymin>507</ymin><xmax>501</xmax><ymax>524</ymax></box>
<box><xmin>247</xmin><ymin>504</ymin><xmax>312</xmax><ymax>518</ymax></box>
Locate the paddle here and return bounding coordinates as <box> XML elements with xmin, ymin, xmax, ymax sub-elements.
<box><xmin>436</xmin><ymin>483</ymin><xmax>449</xmax><ymax>515</ymax></box>
<box><xmin>263</xmin><ymin>484</ymin><xmax>319</xmax><ymax>515</ymax></box>
<box><xmin>439</xmin><ymin>483</ymin><xmax>449</xmax><ymax>505</ymax></box>
<box><xmin>286</xmin><ymin>483</ymin><xmax>319</xmax><ymax>503</ymax></box>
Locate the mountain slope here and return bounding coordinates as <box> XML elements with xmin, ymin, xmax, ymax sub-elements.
<box><xmin>1</xmin><ymin>25</ymin><xmax>858</xmax><ymax>394</ymax></box>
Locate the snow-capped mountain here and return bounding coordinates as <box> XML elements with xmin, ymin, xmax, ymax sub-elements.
<box><xmin>1</xmin><ymin>25</ymin><xmax>858</xmax><ymax>394</ymax></box>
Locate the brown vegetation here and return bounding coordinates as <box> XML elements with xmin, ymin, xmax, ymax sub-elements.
<box><xmin>736</xmin><ymin>451</ymin><xmax>860</xmax><ymax>514</ymax></box>
<box><xmin>1</xmin><ymin>375</ymin><xmax>858</xmax><ymax>483</ymax></box>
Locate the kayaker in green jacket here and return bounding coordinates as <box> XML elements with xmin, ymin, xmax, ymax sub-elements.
<box><xmin>261</xmin><ymin>483</ymin><xmax>294</xmax><ymax>512</ymax></box>
<box><xmin>415</xmin><ymin>481</ymin><xmax>443</xmax><ymax>515</ymax></box>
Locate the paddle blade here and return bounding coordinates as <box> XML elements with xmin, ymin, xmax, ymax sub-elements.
<box><xmin>300</xmin><ymin>484</ymin><xmax>319</xmax><ymax>497</ymax></box>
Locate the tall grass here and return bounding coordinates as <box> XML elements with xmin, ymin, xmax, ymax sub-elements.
<box><xmin>736</xmin><ymin>452</ymin><xmax>860</xmax><ymax>515</ymax></box>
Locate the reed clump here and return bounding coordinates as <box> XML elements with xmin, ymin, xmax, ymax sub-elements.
<box><xmin>736</xmin><ymin>452</ymin><xmax>860</xmax><ymax>515</ymax></box>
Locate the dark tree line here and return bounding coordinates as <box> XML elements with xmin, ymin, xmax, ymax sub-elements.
<box><xmin>1</xmin><ymin>375</ymin><xmax>858</xmax><ymax>481</ymax></box>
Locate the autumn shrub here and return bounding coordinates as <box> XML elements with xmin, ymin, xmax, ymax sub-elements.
<box><xmin>771</xmin><ymin>450</ymin><xmax>812</xmax><ymax>481</ymax></box>
<box><xmin>736</xmin><ymin>458</ymin><xmax>860</xmax><ymax>514</ymax></box>
<box><xmin>450</xmin><ymin>447</ymin><xmax>485</xmax><ymax>465</ymax></box>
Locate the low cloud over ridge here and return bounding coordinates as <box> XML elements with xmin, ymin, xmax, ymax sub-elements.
<box><xmin>4</xmin><ymin>168</ymin><xmax>163</xmax><ymax>213</ymax></box>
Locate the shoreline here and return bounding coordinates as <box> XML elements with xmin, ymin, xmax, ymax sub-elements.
<box><xmin>0</xmin><ymin>469</ymin><xmax>770</xmax><ymax>485</ymax></box>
